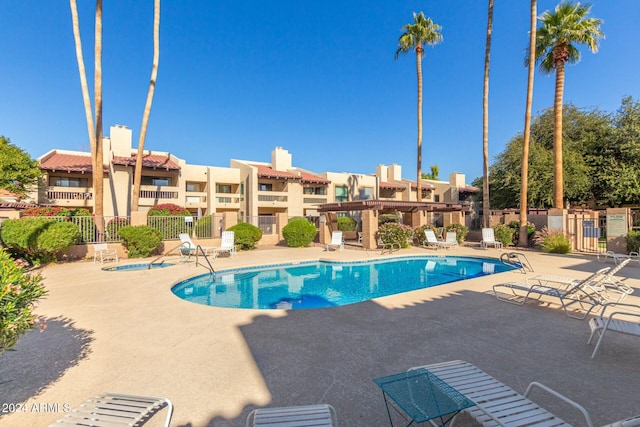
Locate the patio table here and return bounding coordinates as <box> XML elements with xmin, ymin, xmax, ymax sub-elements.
<box><xmin>373</xmin><ymin>368</ymin><xmax>475</xmax><ymax>427</ymax></box>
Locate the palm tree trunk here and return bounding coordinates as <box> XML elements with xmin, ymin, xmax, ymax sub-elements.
<box><xmin>132</xmin><ymin>0</ymin><xmax>161</xmax><ymax>212</ymax></box>
<box><xmin>94</xmin><ymin>0</ymin><xmax>105</xmax><ymax>239</ymax></box>
<box><xmin>553</xmin><ymin>59</ymin><xmax>565</xmax><ymax>209</ymax></box>
<box><xmin>519</xmin><ymin>0</ymin><xmax>536</xmax><ymax>247</ymax></box>
<box><xmin>482</xmin><ymin>0</ymin><xmax>494</xmax><ymax>228</ymax></box>
<box><xmin>416</xmin><ymin>45</ymin><xmax>423</xmax><ymax>202</ymax></box>
<box><xmin>69</xmin><ymin>0</ymin><xmax>96</xmax><ymax>204</ymax></box>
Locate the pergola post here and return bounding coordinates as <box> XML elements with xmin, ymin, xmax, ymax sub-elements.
<box><xmin>362</xmin><ymin>210</ymin><xmax>378</xmax><ymax>250</ymax></box>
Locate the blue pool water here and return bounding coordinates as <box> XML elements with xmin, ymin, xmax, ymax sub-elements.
<box><xmin>171</xmin><ymin>256</ymin><xmax>514</xmax><ymax>310</ymax></box>
<box><xmin>103</xmin><ymin>262</ymin><xmax>174</xmax><ymax>272</ymax></box>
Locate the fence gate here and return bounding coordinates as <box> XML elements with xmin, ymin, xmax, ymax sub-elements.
<box><xmin>565</xmin><ymin>211</ymin><xmax>606</xmax><ymax>254</ymax></box>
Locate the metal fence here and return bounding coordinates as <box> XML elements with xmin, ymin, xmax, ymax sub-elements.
<box><xmin>242</xmin><ymin>215</ymin><xmax>277</xmax><ymax>235</ymax></box>
<box><xmin>42</xmin><ymin>216</ymin><xmax>131</xmax><ymax>244</ymax></box>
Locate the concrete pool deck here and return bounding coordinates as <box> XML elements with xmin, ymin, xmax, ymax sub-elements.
<box><xmin>1</xmin><ymin>245</ymin><xmax>639</xmax><ymax>426</ymax></box>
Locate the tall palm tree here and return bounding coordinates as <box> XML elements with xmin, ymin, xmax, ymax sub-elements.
<box><xmin>132</xmin><ymin>0</ymin><xmax>161</xmax><ymax>212</ymax></box>
<box><xmin>482</xmin><ymin>0</ymin><xmax>494</xmax><ymax>227</ymax></box>
<box><xmin>395</xmin><ymin>12</ymin><xmax>443</xmax><ymax>202</ymax></box>
<box><xmin>535</xmin><ymin>1</ymin><xmax>603</xmax><ymax>208</ymax></box>
<box><xmin>69</xmin><ymin>0</ymin><xmax>104</xmax><ymax>235</ymax></box>
<box><xmin>94</xmin><ymin>0</ymin><xmax>104</xmax><ymax>238</ymax></box>
<box><xmin>519</xmin><ymin>0</ymin><xmax>537</xmax><ymax>247</ymax></box>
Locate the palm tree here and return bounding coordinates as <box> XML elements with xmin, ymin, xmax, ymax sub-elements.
<box><xmin>482</xmin><ymin>0</ymin><xmax>494</xmax><ymax>227</ymax></box>
<box><xmin>132</xmin><ymin>0</ymin><xmax>161</xmax><ymax>212</ymax></box>
<box><xmin>94</xmin><ymin>0</ymin><xmax>104</xmax><ymax>239</ymax></box>
<box><xmin>519</xmin><ymin>0</ymin><xmax>537</xmax><ymax>247</ymax></box>
<box><xmin>395</xmin><ymin>12</ymin><xmax>443</xmax><ymax>202</ymax></box>
<box><xmin>535</xmin><ymin>1</ymin><xmax>603</xmax><ymax>208</ymax></box>
<box><xmin>69</xmin><ymin>0</ymin><xmax>104</xmax><ymax>236</ymax></box>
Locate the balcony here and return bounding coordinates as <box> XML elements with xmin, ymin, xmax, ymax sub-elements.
<box><xmin>139</xmin><ymin>185</ymin><xmax>179</xmax><ymax>205</ymax></box>
<box><xmin>215</xmin><ymin>194</ymin><xmax>241</xmax><ymax>209</ymax></box>
<box><xmin>303</xmin><ymin>196</ymin><xmax>328</xmax><ymax>205</ymax></box>
<box><xmin>258</xmin><ymin>191</ymin><xmax>288</xmax><ymax>207</ymax></box>
<box><xmin>185</xmin><ymin>192</ymin><xmax>207</xmax><ymax>209</ymax></box>
<box><xmin>45</xmin><ymin>187</ymin><xmax>93</xmax><ymax>207</ymax></box>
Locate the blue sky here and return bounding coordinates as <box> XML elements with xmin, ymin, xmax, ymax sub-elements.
<box><xmin>1</xmin><ymin>1</ymin><xmax>638</xmax><ymax>184</ymax></box>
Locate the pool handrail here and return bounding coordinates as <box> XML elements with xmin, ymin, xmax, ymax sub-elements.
<box><xmin>195</xmin><ymin>245</ymin><xmax>215</xmax><ymax>275</ymax></box>
<box><xmin>148</xmin><ymin>242</ymin><xmax>186</xmax><ymax>269</ymax></box>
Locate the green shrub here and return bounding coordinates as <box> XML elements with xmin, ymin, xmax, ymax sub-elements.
<box><xmin>337</xmin><ymin>216</ymin><xmax>357</xmax><ymax>232</ymax></box>
<box><xmin>626</xmin><ymin>230</ymin><xmax>640</xmax><ymax>253</ymax></box>
<box><xmin>228</xmin><ymin>222</ymin><xmax>263</xmax><ymax>250</ymax></box>
<box><xmin>118</xmin><ymin>225</ymin><xmax>163</xmax><ymax>258</ymax></box>
<box><xmin>147</xmin><ymin>203</ymin><xmax>190</xmax><ymax>216</ymax></box>
<box><xmin>507</xmin><ymin>221</ymin><xmax>536</xmax><ymax>246</ymax></box>
<box><xmin>195</xmin><ymin>216</ymin><xmax>212</xmax><ymax>238</ymax></box>
<box><xmin>445</xmin><ymin>223</ymin><xmax>468</xmax><ymax>244</ymax></box>
<box><xmin>533</xmin><ymin>227</ymin><xmax>572</xmax><ymax>254</ymax></box>
<box><xmin>146</xmin><ymin>203</ymin><xmax>193</xmax><ymax>239</ymax></box>
<box><xmin>0</xmin><ymin>218</ymin><xmax>80</xmax><ymax>263</ymax></box>
<box><xmin>378</xmin><ymin>223</ymin><xmax>413</xmax><ymax>249</ymax></box>
<box><xmin>493</xmin><ymin>224</ymin><xmax>514</xmax><ymax>247</ymax></box>
<box><xmin>282</xmin><ymin>218</ymin><xmax>317</xmax><ymax>247</ymax></box>
<box><xmin>22</xmin><ymin>207</ymin><xmax>94</xmax><ymax>243</ymax></box>
<box><xmin>0</xmin><ymin>248</ymin><xmax>48</xmax><ymax>353</ymax></box>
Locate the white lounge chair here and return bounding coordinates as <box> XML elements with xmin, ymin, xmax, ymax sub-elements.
<box><xmin>50</xmin><ymin>392</ymin><xmax>173</xmax><ymax>427</ymax></box>
<box><xmin>481</xmin><ymin>228</ymin><xmax>502</xmax><ymax>250</ymax></box>
<box><xmin>92</xmin><ymin>243</ymin><xmax>118</xmax><ymax>264</ymax></box>
<box><xmin>326</xmin><ymin>231</ymin><xmax>344</xmax><ymax>251</ymax></box>
<box><xmin>588</xmin><ymin>302</ymin><xmax>640</xmax><ymax>359</ymax></box>
<box><xmin>445</xmin><ymin>231</ymin><xmax>459</xmax><ymax>248</ymax></box>
<box><xmin>214</xmin><ymin>230</ymin><xmax>237</xmax><ymax>258</ymax></box>
<box><xmin>424</xmin><ymin>230</ymin><xmax>457</xmax><ymax>250</ymax></box>
<box><xmin>246</xmin><ymin>404</ymin><xmax>338</xmax><ymax>427</ymax></box>
<box><xmin>179</xmin><ymin>233</ymin><xmax>215</xmax><ymax>258</ymax></box>
<box><xmin>414</xmin><ymin>360</ymin><xmax>640</xmax><ymax>427</ymax></box>
<box><xmin>493</xmin><ymin>267</ymin><xmax>611</xmax><ymax>319</ymax></box>
<box><xmin>597</xmin><ymin>250</ymin><xmax>639</xmax><ymax>265</ymax></box>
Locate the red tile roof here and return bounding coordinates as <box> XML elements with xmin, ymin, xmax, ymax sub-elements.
<box><xmin>40</xmin><ymin>153</ymin><xmax>107</xmax><ymax>173</ymax></box>
<box><xmin>112</xmin><ymin>154</ymin><xmax>180</xmax><ymax>170</ymax></box>
<box><xmin>297</xmin><ymin>170</ymin><xmax>331</xmax><ymax>184</ymax></box>
<box><xmin>254</xmin><ymin>164</ymin><xmax>300</xmax><ymax>180</ymax></box>
<box><xmin>379</xmin><ymin>181</ymin><xmax>406</xmax><ymax>190</ymax></box>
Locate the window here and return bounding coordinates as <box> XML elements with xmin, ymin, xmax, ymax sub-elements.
<box><xmin>360</xmin><ymin>187</ymin><xmax>374</xmax><ymax>200</ymax></box>
<box><xmin>434</xmin><ymin>194</ymin><xmax>440</xmax><ymax>202</ymax></box>
<box><xmin>216</xmin><ymin>184</ymin><xmax>232</xmax><ymax>193</ymax></box>
<box><xmin>259</xmin><ymin>183</ymin><xmax>273</xmax><ymax>191</ymax></box>
<box><xmin>49</xmin><ymin>177</ymin><xmax>88</xmax><ymax>187</ymax></box>
<box><xmin>335</xmin><ymin>186</ymin><xmax>348</xmax><ymax>202</ymax></box>
<box><xmin>186</xmin><ymin>183</ymin><xmax>201</xmax><ymax>192</ymax></box>
<box><xmin>142</xmin><ymin>176</ymin><xmax>171</xmax><ymax>186</ymax></box>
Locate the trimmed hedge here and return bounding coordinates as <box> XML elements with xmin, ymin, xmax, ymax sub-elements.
<box><xmin>282</xmin><ymin>218</ymin><xmax>317</xmax><ymax>247</ymax></box>
<box><xmin>0</xmin><ymin>218</ymin><xmax>80</xmax><ymax>263</ymax></box>
<box><xmin>118</xmin><ymin>225</ymin><xmax>163</xmax><ymax>258</ymax></box>
<box><xmin>337</xmin><ymin>216</ymin><xmax>357</xmax><ymax>232</ymax></box>
<box><xmin>227</xmin><ymin>222</ymin><xmax>263</xmax><ymax>250</ymax></box>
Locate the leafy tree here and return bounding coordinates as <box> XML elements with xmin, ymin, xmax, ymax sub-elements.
<box><xmin>395</xmin><ymin>12</ymin><xmax>443</xmax><ymax>202</ymax></box>
<box><xmin>421</xmin><ymin>165</ymin><xmax>439</xmax><ymax>180</ymax></box>
<box><xmin>0</xmin><ymin>136</ymin><xmax>41</xmax><ymax>197</ymax></box>
<box><xmin>534</xmin><ymin>1</ymin><xmax>604</xmax><ymax>208</ymax></box>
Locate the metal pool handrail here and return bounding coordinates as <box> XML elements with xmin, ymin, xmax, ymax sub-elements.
<box><xmin>148</xmin><ymin>242</ymin><xmax>185</xmax><ymax>269</ymax></box>
<box><xmin>195</xmin><ymin>245</ymin><xmax>215</xmax><ymax>276</ymax></box>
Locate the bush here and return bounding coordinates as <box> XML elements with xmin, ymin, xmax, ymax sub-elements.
<box><xmin>118</xmin><ymin>225</ymin><xmax>163</xmax><ymax>258</ymax></box>
<box><xmin>0</xmin><ymin>218</ymin><xmax>80</xmax><ymax>263</ymax></box>
<box><xmin>147</xmin><ymin>203</ymin><xmax>190</xmax><ymax>216</ymax></box>
<box><xmin>228</xmin><ymin>222</ymin><xmax>263</xmax><ymax>250</ymax></box>
<box><xmin>378</xmin><ymin>223</ymin><xmax>413</xmax><ymax>249</ymax></box>
<box><xmin>282</xmin><ymin>218</ymin><xmax>317</xmax><ymax>247</ymax></box>
<box><xmin>533</xmin><ymin>227</ymin><xmax>572</xmax><ymax>254</ymax></box>
<box><xmin>626</xmin><ymin>230</ymin><xmax>640</xmax><ymax>253</ymax></box>
<box><xmin>492</xmin><ymin>224</ymin><xmax>515</xmax><ymax>247</ymax></box>
<box><xmin>337</xmin><ymin>216</ymin><xmax>357</xmax><ymax>232</ymax></box>
<box><xmin>379</xmin><ymin>213</ymin><xmax>400</xmax><ymax>225</ymax></box>
<box><xmin>507</xmin><ymin>221</ymin><xmax>536</xmax><ymax>246</ymax></box>
<box><xmin>445</xmin><ymin>223</ymin><xmax>468</xmax><ymax>244</ymax></box>
<box><xmin>22</xmin><ymin>207</ymin><xmax>94</xmax><ymax>243</ymax></box>
<box><xmin>0</xmin><ymin>248</ymin><xmax>47</xmax><ymax>353</ymax></box>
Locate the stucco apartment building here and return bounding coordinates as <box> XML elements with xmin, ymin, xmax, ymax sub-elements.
<box><xmin>25</xmin><ymin>125</ymin><xmax>478</xmax><ymax>223</ymax></box>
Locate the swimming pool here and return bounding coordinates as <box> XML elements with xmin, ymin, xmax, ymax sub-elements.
<box><xmin>171</xmin><ymin>256</ymin><xmax>514</xmax><ymax>310</ymax></box>
<box><xmin>103</xmin><ymin>262</ymin><xmax>175</xmax><ymax>272</ymax></box>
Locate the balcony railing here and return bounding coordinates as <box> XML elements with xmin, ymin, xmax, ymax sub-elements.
<box><xmin>303</xmin><ymin>197</ymin><xmax>327</xmax><ymax>204</ymax></box>
<box><xmin>140</xmin><ymin>190</ymin><xmax>178</xmax><ymax>199</ymax></box>
<box><xmin>46</xmin><ymin>189</ymin><xmax>93</xmax><ymax>200</ymax></box>
<box><xmin>216</xmin><ymin>196</ymin><xmax>241</xmax><ymax>204</ymax></box>
<box><xmin>258</xmin><ymin>194</ymin><xmax>288</xmax><ymax>202</ymax></box>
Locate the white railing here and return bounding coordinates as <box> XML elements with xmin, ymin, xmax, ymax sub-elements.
<box><xmin>140</xmin><ymin>190</ymin><xmax>179</xmax><ymax>199</ymax></box>
<box><xmin>242</xmin><ymin>215</ymin><xmax>277</xmax><ymax>235</ymax></box>
<box><xmin>46</xmin><ymin>190</ymin><xmax>93</xmax><ymax>200</ymax></box>
<box><xmin>258</xmin><ymin>195</ymin><xmax>288</xmax><ymax>202</ymax></box>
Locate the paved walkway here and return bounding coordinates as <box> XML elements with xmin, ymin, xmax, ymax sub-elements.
<box><xmin>1</xmin><ymin>245</ymin><xmax>639</xmax><ymax>426</ymax></box>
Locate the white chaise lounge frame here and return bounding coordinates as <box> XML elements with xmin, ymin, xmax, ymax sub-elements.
<box><xmin>413</xmin><ymin>360</ymin><xmax>639</xmax><ymax>427</ymax></box>
<box><xmin>246</xmin><ymin>403</ymin><xmax>338</xmax><ymax>427</ymax></box>
<box><xmin>50</xmin><ymin>392</ymin><xmax>173</xmax><ymax>427</ymax></box>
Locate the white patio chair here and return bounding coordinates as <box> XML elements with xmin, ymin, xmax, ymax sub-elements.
<box><xmin>481</xmin><ymin>228</ymin><xmax>502</xmax><ymax>250</ymax></box>
<box><xmin>92</xmin><ymin>243</ymin><xmax>118</xmax><ymax>264</ymax></box>
<box><xmin>179</xmin><ymin>233</ymin><xmax>215</xmax><ymax>258</ymax></box>
<box><xmin>326</xmin><ymin>231</ymin><xmax>344</xmax><ymax>251</ymax></box>
<box><xmin>588</xmin><ymin>302</ymin><xmax>640</xmax><ymax>358</ymax></box>
<box><xmin>424</xmin><ymin>230</ymin><xmax>456</xmax><ymax>250</ymax></box>
<box><xmin>246</xmin><ymin>404</ymin><xmax>338</xmax><ymax>427</ymax></box>
<box><xmin>445</xmin><ymin>231</ymin><xmax>459</xmax><ymax>248</ymax></box>
<box><xmin>214</xmin><ymin>230</ymin><xmax>237</xmax><ymax>258</ymax></box>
